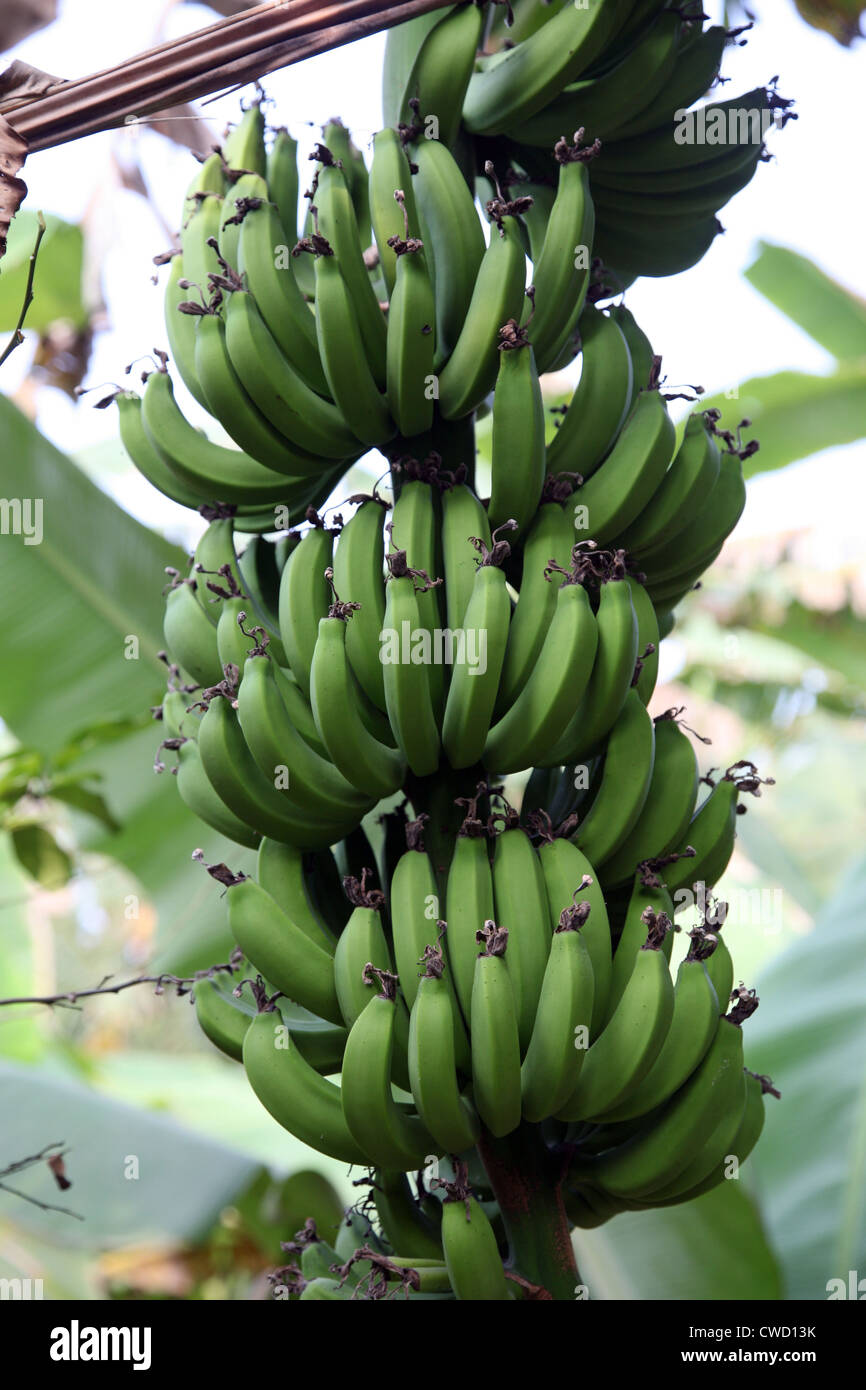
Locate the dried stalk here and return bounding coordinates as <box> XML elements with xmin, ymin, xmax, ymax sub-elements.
<box><xmin>2</xmin><ymin>0</ymin><xmax>448</xmax><ymax>148</ymax></box>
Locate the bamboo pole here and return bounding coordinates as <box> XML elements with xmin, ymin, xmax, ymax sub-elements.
<box><xmin>0</xmin><ymin>0</ymin><xmax>449</xmax><ymax>254</ymax></box>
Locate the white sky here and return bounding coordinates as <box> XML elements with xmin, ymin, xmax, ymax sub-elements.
<box><xmin>4</xmin><ymin>0</ymin><xmax>866</xmax><ymax>552</ymax></box>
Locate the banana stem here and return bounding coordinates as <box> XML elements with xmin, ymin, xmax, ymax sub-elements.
<box><xmin>404</xmin><ymin>766</ymin><xmax>479</xmax><ymax>906</ymax></box>
<box><xmin>477</xmin><ymin>1124</ymin><xmax>579</xmax><ymax>1301</ymax></box>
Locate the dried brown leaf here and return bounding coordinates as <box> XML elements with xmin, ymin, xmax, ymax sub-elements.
<box><xmin>0</xmin><ymin>58</ymin><xmax>62</xmax><ymax>106</ymax></box>
<box><xmin>0</xmin><ymin>113</ymin><xmax>27</xmax><ymax>257</ymax></box>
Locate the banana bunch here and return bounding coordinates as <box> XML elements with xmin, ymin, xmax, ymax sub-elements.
<box><xmin>187</xmin><ymin>768</ymin><xmax>773</xmax><ymax>1239</ymax></box>
<box><xmin>154</xmin><ymin>514</ymin><xmax>388</xmax><ymax>852</ymax></box>
<box><xmin>154</xmin><ymin>409</ymin><xmax>748</xmax><ymax>849</ymax></box>
<box><xmin>270</xmin><ymin>1163</ymin><xmax>511</xmax><ymax>1300</ymax></box>
<box><xmin>117</xmin><ymin>107</ymin><xmax>596</xmax><ymax>513</ymax></box>
<box><xmin>383</xmin><ymin>0</ymin><xmax>793</xmax><ymax>285</ymax></box>
<box><xmin>545</xmin><ymin>303</ymin><xmax>755</xmax><ymax>626</ymax></box>
<box><xmin>107</xmin><ymin>2</ymin><xmax>786</xmax><ymax>1295</ymax></box>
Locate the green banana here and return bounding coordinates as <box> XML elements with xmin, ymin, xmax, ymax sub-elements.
<box><xmin>444</xmin><ymin>793</ymin><xmax>494</xmax><ymax>1024</ymax></box>
<box><xmin>607</xmin><ymin>26</ymin><xmax>728</xmax><ymax>142</ymax></box>
<box><xmin>160</xmin><ymin>686</ymin><xmax>199</xmax><ymax>742</ymax></box>
<box><xmin>521</xmin><ymin>901</ymin><xmax>595</xmax><ymax>1123</ymax></box>
<box><xmin>180</xmin><ymin>152</ymin><xmax>224</xmax><ymax>302</ymax></box>
<box><xmin>544</xmin><ymin>567</ymin><xmax>639</xmax><ymax>766</ymax></box>
<box><xmin>626</xmin><ymin>574</ymin><xmax>659</xmax><ymax>704</ymax></box>
<box><xmin>234</xmin><ymin>181</ymin><xmax>328</xmax><ymax>396</ymax></box>
<box><xmin>604</xmin><ymin>868</ymin><xmax>675</xmax><ymax>1022</ymax></box>
<box><xmin>571</xmin><ymin>389</ymin><xmax>676</xmax><ymax>544</ymax></box>
<box><xmin>373</xmin><ymin>1170</ymin><xmax>444</xmax><ymax>1262</ymax></box>
<box><xmin>225</xmin><ymin>874</ymin><xmax>341</xmax><ymax>1024</ymax></box>
<box><xmin>600</xmin><ymin>710</ymin><xmax>700</xmax><ymax>886</ymax></box>
<box><xmin>341</xmin><ymin>968</ymin><xmax>436</xmax><ymax>1170</ymax></box>
<box><xmin>173</xmin><ymin>737</ymin><xmax>260</xmax><ymax>849</ymax></box>
<box><xmin>389</xmin><ymin>476</ymin><xmax>445</xmax><ymax>715</ymax></box>
<box><xmin>197</xmin><ymin>689</ymin><xmax>352</xmax><ymax>847</ymax></box>
<box><xmin>369</xmin><ymin>127</ymin><xmax>420</xmax><ymax>297</ymax></box>
<box><xmin>163</xmin><ymin>254</ymin><xmax>210</xmax><ymax>409</ymax></box>
<box><xmin>597</xmin><ymin>86</ymin><xmax>783</xmax><ymax>175</ymax></box>
<box><xmin>516</xmin><ymin>10</ymin><xmax>681</xmax><ymax>147</ymax></box>
<box><xmin>608</xmin><ymin>304</ymin><xmax>655</xmax><ymax>403</ymax></box>
<box><xmin>192</xmin><ymin>515</ymin><xmax>245</xmax><ymax>615</ymax></box>
<box><xmin>313</xmin><ymin>155</ymin><xmax>388</xmax><ymax>387</ymax></box>
<box><xmin>311</xmin><ymin>246</ymin><xmax>395</xmax><ymax>448</ymax></box>
<box><xmin>442</xmin><ymin>528</ymin><xmax>513</xmax><ymax>770</ymax></box>
<box><xmin>640</xmin><ymin>448</ymin><xmax>747</xmax><ymax>587</ymax></box>
<box><xmin>382</xmin><ymin>8</ymin><xmax>444</xmax><ymax>128</ymax></box>
<box><xmin>140</xmin><ymin>369</ymin><xmax>309</xmax><ymax>507</ymax></box>
<box><xmin>236</xmin><ymin>653</ymin><xmax>374</xmax><ymax>824</ymax></box>
<box><xmin>278</xmin><ymin>518</ymin><xmax>333</xmax><ymax>699</ymax></box>
<box><xmin>310</xmin><ymin>611</ymin><xmax>406</xmax><ymax>799</ymax></box>
<box><xmin>331</xmin><ymin>497</ymin><xmax>389</xmax><ymax>709</ymax></box>
<box><xmin>648</xmin><ymin>1068</ymin><xmax>771</xmax><ymax>1206</ymax></box>
<box><xmin>271</xmin><ymin>673</ymin><xmax>324</xmax><ymax>756</ymax></box>
<box><xmin>193</xmin><ymin>310</ymin><xmax>324</xmax><ymax>477</ymax></box>
<box><xmin>223</xmin><ymin>290</ymin><xmax>356</xmax><ymax>461</ymax></box>
<box><xmin>484</xmin><ymin>575</ymin><xmax>598</xmax><ymax>774</ymax></box>
<box><xmin>332</xmin><ymin>874</ymin><xmax>411</xmax><ymax>1092</ymax></box>
<box><xmin>663</xmin><ymin>763</ymin><xmax>760</xmax><ymax>900</ymax></box>
<box><xmin>639</xmin><ymin>1075</ymin><xmax>748</xmax><ymax>1205</ymax></box>
<box><xmin>162</xmin><ymin>576</ymin><xmax>223</xmax><ymax>687</ymax></box>
<box><xmin>556</xmin><ymin>910</ymin><xmax>674</xmax><ymax>1122</ymax></box>
<box><xmin>322</xmin><ymin>119</ymin><xmax>370</xmax><ymax>245</ymax></box>
<box><xmin>257</xmin><ymin>837</ymin><xmax>339</xmax><ymax>952</ymax></box>
<box><xmin>538</xmin><ymin>833</ymin><xmax>612</xmax><ymax>1036</ymax></box>
<box><xmin>593</xmin><ymin>152</ymin><xmax>758</xmax><ymax>222</ymax></box>
<box><xmin>237</xmin><ymin>533</ymin><xmax>282</xmax><ymax>629</ymax></box>
<box><xmin>618</xmin><ymin>411</ymin><xmax>722</xmax><ymax>558</ymax></box>
<box><xmin>494</xmin><ymin>493</ymin><xmax>575</xmax><ymax>715</ymax></box>
<box><xmin>243</xmin><ymin>1006</ymin><xmax>366</xmax><ymax>1164</ymax></box>
<box><xmin>333</xmin><ymin>876</ymin><xmax>392</xmax><ymax>1016</ymax></box>
<box><xmin>572</xmin><ymin>689</ymin><xmax>656</xmax><ymax>867</ymax></box>
<box><xmin>408</xmin><ymin>941</ymin><xmax>480</xmax><ymax>1154</ymax></box>
<box><xmin>437</xmin><ymin>207</ymin><xmax>527</xmax><ymax>421</ymax></box>
<box><xmin>279</xmin><ymin>1001</ymin><xmax>348</xmax><ymax>1076</ymax></box>
<box><xmin>646</xmin><ymin>548</ymin><xmax>722</xmax><ymax>604</ymax></box>
<box><xmin>601</xmin><ymin>936</ymin><xmax>720</xmax><ymax>1123</ymax></box>
<box><xmin>491</xmin><ymin>811</ymin><xmax>555</xmax><ymax>1054</ymax></box>
<box><xmin>395</xmin><ymin>3</ymin><xmax>484</xmax><ymax>148</ymax></box>
<box><xmin>385</xmin><ymin>195</ymin><xmax>436</xmax><ymax>440</ymax></box>
<box><xmin>408</xmin><ymin>136</ymin><xmax>486</xmax><ymax>365</ymax></box>
<box><xmin>489</xmin><ymin>324</ymin><xmax>545</xmax><ymax>534</ymax></box>
<box><xmin>215</xmin><ymin>593</ymin><xmax>257</xmax><ymax>672</ymax></box>
<box><xmin>462</xmin><ymin>0</ymin><xmax>632</xmax><ymax>136</ymax></box>
<box><xmin>390</xmin><ymin>834</ymin><xmax>469</xmax><ymax>1068</ymax></box>
<box><xmin>298</xmin><ymin>1277</ymin><xmax>347</xmax><ymax>1300</ymax></box>
<box><xmin>116</xmin><ymin>390</ymin><xmax>221</xmax><ymax>512</ymax></box>
<box><xmin>441</xmin><ymin>1187</ymin><xmax>509</xmax><ymax>1302</ymax></box>
<box><xmin>596</xmin><ymin>210</ymin><xmax>723</xmax><ymax>279</ymax></box>
<box><xmin>219</xmin><ymin>169</ymin><xmax>268</xmax><ymax>272</ymax></box>
<box><xmin>701</xmin><ymin>910</ymin><xmax>735</xmax><ymax>1011</ymax></box>
<box><xmin>381</xmin><ymin>551</ymin><xmax>441</xmax><ymax>777</ymax></box>
<box><xmin>581</xmin><ymin>1013</ymin><xmax>747</xmax><ymax>1199</ymax></box>
<box><xmin>440</xmin><ymin>480</ymin><xmax>491</xmax><ymax>632</ymax></box>
<box><xmin>545</xmin><ymin>305</ymin><xmax>634</xmax><ymax>480</ymax></box>
<box><xmin>194</xmin><ymin>973</ymin><xmax>251</xmax><ymax>1062</ymax></box>
<box><xmin>521</xmin><ymin>140</ymin><xmax>596</xmax><ymax>374</ymax></box>
<box><xmin>266</xmin><ymin>127</ymin><xmax>299</xmax><ymax>242</ymax></box>
<box><xmin>592</xmin><ymin>139</ymin><xmax>762</xmax><ymax>198</ymax></box>
<box><xmin>221</xmin><ymin>101</ymin><xmax>266</xmax><ymax>178</ymax></box>
<box><xmin>470</xmin><ymin>922</ymin><xmax>522</xmax><ymax>1138</ymax></box>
